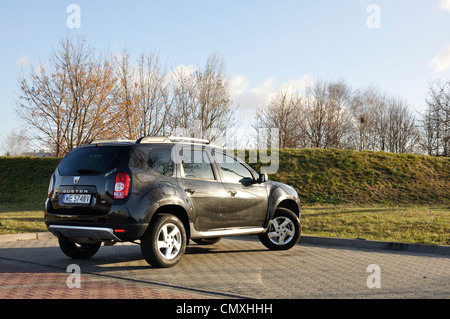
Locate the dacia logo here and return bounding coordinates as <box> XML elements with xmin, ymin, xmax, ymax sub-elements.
<box><xmin>73</xmin><ymin>176</ymin><xmax>80</xmax><ymax>185</ymax></box>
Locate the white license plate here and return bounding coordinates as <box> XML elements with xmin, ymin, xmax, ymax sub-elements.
<box><xmin>63</xmin><ymin>194</ymin><xmax>91</xmax><ymax>204</ymax></box>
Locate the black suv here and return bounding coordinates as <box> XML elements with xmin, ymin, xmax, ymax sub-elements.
<box><xmin>45</xmin><ymin>136</ymin><xmax>301</xmax><ymax>267</ymax></box>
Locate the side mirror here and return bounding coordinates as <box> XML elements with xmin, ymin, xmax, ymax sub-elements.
<box><xmin>239</xmin><ymin>177</ymin><xmax>255</xmax><ymax>185</ymax></box>
<box><xmin>258</xmin><ymin>173</ymin><xmax>268</xmax><ymax>183</ymax></box>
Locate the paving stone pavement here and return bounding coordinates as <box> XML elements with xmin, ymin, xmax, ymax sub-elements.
<box><xmin>0</xmin><ymin>236</ymin><xmax>448</xmax><ymax>299</ymax></box>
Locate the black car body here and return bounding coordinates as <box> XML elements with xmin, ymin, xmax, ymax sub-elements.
<box><xmin>45</xmin><ymin>136</ymin><xmax>301</xmax><ymax>267</ymax></box>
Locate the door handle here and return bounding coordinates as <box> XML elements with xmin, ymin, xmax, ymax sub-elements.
<box><xmin>228</xmin><ymin>190</ymin><xmax>237</xmax><ymax>197</ymax></box>
<box><xmin>185</xmin><ymin>188</ymin><xmax>196</xmax><ymax>195</ymax></box>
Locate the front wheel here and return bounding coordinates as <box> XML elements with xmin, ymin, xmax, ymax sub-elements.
<box><xmin>140</xmin><ymin>214</ymin><xmax>187</xmax><ymax>268</ymax></box>
<box><xmin>259</xmin><ymin>207</ymin><xmax>301</xmax><ymax>250</ymax></box>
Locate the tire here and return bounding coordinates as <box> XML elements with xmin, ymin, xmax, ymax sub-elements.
<box><xmin>140</xmin><ymin>214</ymin><xmax>187</xmax><ymax>268</ymax></box>
<box><xmin>58</xmin><ymin>236</ymin><xmax>101</xmax><ymax>259</ymax></box>
<box><xmin>192</xmin><ymin>237</ymin><xmax>222</xmax><ymax>245</ymax></box>
<box><xmin>258</xmin><ymin>207</ymin><xmax>301</xmax><ymax>250</ymax></box>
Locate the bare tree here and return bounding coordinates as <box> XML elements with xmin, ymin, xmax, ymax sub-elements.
<box><xmin>169</xmin><ymin>65</ymin><xmax>197</xmax><ymax>133</ymax></box>
<box><xmin>114</xmin><ymin>49</ymin><xmax>172</xmax><ymax>140</ymax></box>
<box><xmin>350</xmin><ymin>87</ymin><xmax>386</xmax><ymax>151</ymax></box>
<box><xmin>385</xmin><ymin>97</ymin><xmax>419</xmax><ymax>153</ymax></box>
<box><xmin>16</xmin><ymin>36</ymin><xmax>119</xmax><ymax>156</ymax></box>
<box><xmin>170</xmin><ymin>53</ymin><xmax>236</xmax><ymax>142</ymax></box>
<box><xmin>299</xmin><ymin>79</ymin><xmax>353</xmax><ymax>149</ymax></box>
<box><xmin>1</xmin><ymin>128</ymin><xmax>30</xmax><ymax>156</ymax></box>
<box><xmin>421</xmin><ymin>80</ymin><xmax>450</xmax><ymax>156</ymax></box>
<box><xmin>255</xmin><ymin>87</ymin><xmax>301</xmax><ymax>148</ymax></box>
<box><xmin>350</xmin><ymin>88</ymin><xmax>418</xmax><ymax>153</ymax></box>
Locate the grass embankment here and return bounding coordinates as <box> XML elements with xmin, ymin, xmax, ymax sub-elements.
<box><xmin>0</xmin><ymin>156</ymin><xmax>61</xmax><ymax>209</ymax></box>
<box><xmin>254</xmin><ymin>148</ymin><xmax>449</xmax><ymax>205</ymax></box>
<box><xmin>0</xmin><ymin>151</ymin><xmax>449</xmax><ymax>245</ymax></box>
<box><xmin>0</xmin><ymin>156</ymin><xmax>61</xmax><ymax>235</ymax></box>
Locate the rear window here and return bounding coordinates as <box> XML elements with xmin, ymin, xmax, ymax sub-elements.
<box><xmin>58</xmin><ymin>146</ymin><xmax>124</xmax><ymax>176</ymax></box>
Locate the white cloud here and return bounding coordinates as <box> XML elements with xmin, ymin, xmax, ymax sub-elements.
<box><xmin>167</xmin><ymin>63</ymin><xmax>196</xmax><ymax>85</ymax></box>
<box><xmin>170</xmin><ymin>64</ymin><xmax>196</xmax><ymax>77</ymax></box>
<box><xmin>438</xmin><ymin>0</ymin><xmax>450</xmax><ymax>12</ymax></box>
<box><xmin>278</xmin><ymin>74</ymin><xmax>313</xmax><ymax>94</ymax></box>
<box><xmin>14</xmin><ymin>54</ymin><xmax>31</xmax><ymax>66</ymax></box>
<box><xmin>231</xmin><ymin>74</ymin><xmax>312</xmax><ymax>113</ymax></box>
<box><xmin>429</xmin><ymin>44</ymin><xmax>450</xmax><ymax>73</ymax></box>
<box><xmin>229</xmin><ymin>75</ymin><xmax>249</xmax><ymax>96</ymax></box>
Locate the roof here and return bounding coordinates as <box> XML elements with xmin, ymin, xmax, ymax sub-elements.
<box><xmin>89</xmin><ymin>136</ymin><xmax>222</xmax><ymax>148</ymax></box>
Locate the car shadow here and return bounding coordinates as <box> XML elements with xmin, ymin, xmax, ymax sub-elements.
<box><xmin>0</xmin><ymin>237</ymin><xmax>270</xmax><ymax>274</ymax></box>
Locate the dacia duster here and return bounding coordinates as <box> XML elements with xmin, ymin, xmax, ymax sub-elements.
<box><xmin>45</xmin><ymin>136</ymin><xmax>301</xmax><ymax>267</ymax></box>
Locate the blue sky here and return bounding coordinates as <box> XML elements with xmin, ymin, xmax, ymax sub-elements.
<box><xmin>1</xmin><ymin>0</ymin><xmax>450</xmax><ymax>151</ymax></box>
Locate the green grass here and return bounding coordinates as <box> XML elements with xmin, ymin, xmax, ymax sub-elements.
<box><xmin>301</xmin><ymin>205</ymin><xmax>450</xmax><ymax>246</ymax></box>
<box><xmin>1</xmin><ymin>204</ymin><xmax>448</xmax><ymax>246</ymax></box>
<box><xmin>0</xmin><ymin>210</ymin><xmax>47</xmax><ymax>235</ymax></box>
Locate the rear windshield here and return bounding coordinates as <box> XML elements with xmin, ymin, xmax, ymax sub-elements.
<box><xmin>58</xmin><ymin>146</ymin><xmax>124</xmax><ymax>176</ymax></box>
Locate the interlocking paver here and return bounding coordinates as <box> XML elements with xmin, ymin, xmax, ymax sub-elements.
<box><xmin>0</xmin><ymin>237</ymin><xmax>448</xmax><ymax>299</ymax></box>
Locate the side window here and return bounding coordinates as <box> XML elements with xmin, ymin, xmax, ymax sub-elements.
<box><xmin>216</xmin><ymin>153</ymin><xmax>254</xmax><ymax>184</ymax></box>
<box><xmin>181</xmin><ymin>149</ymin><xmax>215</xmax><ymax>181</ymax></box>
<box><xmin>148</xmin><ymin>148</ymin><xmax>174</xmax><ymax>177</ymax></box>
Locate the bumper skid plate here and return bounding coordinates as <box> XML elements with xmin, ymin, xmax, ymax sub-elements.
<box><xmin>48</xmin><ymin>225</ymin><xmax>122</xmax><ymax>242</ymax></box>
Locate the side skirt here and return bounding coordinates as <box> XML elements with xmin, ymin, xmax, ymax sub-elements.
<box><xmin>189</xmin><ymin>223</ymin><xmax>266</xmax><ymax>240</ymax></box>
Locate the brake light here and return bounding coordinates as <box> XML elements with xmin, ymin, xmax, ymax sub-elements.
<box><xmin>114</xmin><ymin>172</ymin><xmax>130</xmax><ymax>199</ymax></box>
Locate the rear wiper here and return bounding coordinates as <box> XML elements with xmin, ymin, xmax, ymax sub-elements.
<box><xmin>76</xmin><ymin>169</ymin><xmax>101</xmax><ymax>175</ymax></box>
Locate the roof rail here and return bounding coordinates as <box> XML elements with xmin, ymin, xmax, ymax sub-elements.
<box><xmin>89</xmin><ymin>139</ymin><xmax>135</xmax><ymax>144</ymax></box>
<box><xmin>136</xmin><ymin>136</ymin><xmax>172</xmax><ymax>144</ymax></box>
<box><xmin>168</xmin><ymin>136</ymin><xmax>210</xmax><ymax>144</ymax></box>
<box><xmin>136</xmin><ymin>136</ymin><xmax>222</xmax><ymax>148</ymax></box>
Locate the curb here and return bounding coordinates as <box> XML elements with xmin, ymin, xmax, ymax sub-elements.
<box><xmin>0</xmin><ymin>232</ymin><xmax>449</xmax><ymax>256</ymax></box>
<box><xmin>299</xmin><ymin>236</ymin><xmax>450</xmax><ymax>256</ymax></box>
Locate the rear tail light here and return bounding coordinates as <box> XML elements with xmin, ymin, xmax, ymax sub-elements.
<box><xmin>114</xmin><ymin>172</ymin><xmax>130</xmax><ymax>199</ymax></box>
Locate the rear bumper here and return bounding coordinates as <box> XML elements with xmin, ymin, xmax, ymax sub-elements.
<box><xmin>44</xmin><ymin>198</ymin><xmax>148</xmax><ymax>241</ymax></box>
<box><xmin>48</xmin><ymin>225</ymin><xmax>122</xmax><ymax>242</ymax></box>
<box><xmin>46</xmin><ymin>222</ymin><xmax>148</xmax><ymax>241</ymax></box>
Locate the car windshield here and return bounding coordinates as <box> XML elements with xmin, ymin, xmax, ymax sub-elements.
<box><xmin>58</xmin><ymin>146</ymin><xmax>123</xmax><ymax>176</ymax></box>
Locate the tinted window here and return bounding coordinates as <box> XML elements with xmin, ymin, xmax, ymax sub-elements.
<box><xmin>58</xmin><ymin>146</ymin><xmax>123</xmax><ymax>176</ymax></box>
<box><xmin>181</xmin><ymin>150</ymin><xmax>215</xmax><ymax>181</ymax></box>
<box><xmin>216</xmin><ymin>153</ymin><xmax>253</xmax><ymax>183</ymax></box>
<box><xmin>148</xmin><ymin>148</ymin><xmax>174</xmax><ymax>177</ymax></box>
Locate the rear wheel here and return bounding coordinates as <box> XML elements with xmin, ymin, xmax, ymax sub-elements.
<box><xmin>259</xmin><ymin>207</ymin><xmax>301</xmax><ymax>250</ymax></box>
<box><xmin>58</xmin><ymin>236</ymin><xmax>101</xmax><ymax>259</ymax></box>
<box><xmin>141</xmin><ymin>214</ymin><xmax>187</xmax><ymax>268</ymax></box>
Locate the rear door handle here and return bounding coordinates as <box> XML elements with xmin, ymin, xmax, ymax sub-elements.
<box><xmin>228</xmin><ymin>190</ymin><xmax>237</xmax><ymax>197</ymax></box>
<box><xmin>185</xmin><ymin>188</ymin><xmax>196</xmax><ymax>195</ymax></box>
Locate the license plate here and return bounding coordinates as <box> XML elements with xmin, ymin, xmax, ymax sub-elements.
<box><xmin>62</xmin><ymin>194</ymin><xmax>91</xmax><ymax>204</ymax></box>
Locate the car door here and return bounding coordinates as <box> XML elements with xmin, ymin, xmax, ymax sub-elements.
<box><xmin>176</xmin><ymin>147</ymin><xmax>229</xmax><ymax>231</ymax></box>
<box><xmin>213</xmin><ymin>151</ymin><xmax>268</xmax><ymax>228</ymax></box>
